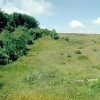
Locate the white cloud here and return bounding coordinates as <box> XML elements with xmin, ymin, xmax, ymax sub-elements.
<box><xmin>0</xmin><ymin>0</ymin><xmax>54</xmax><ymax>16</ymax></box>
<box><xmin>94</xmin><ymin>17</ymin><xmax>100</xmax><ymax>25</ymax></box>
<box><xmin>69</xmin><ymin>20</ymin><xmax>84</xmax><ymax>29</ymax></box>
<box><xmin>0</xmin><ymin>1</ymin><xmax>24</xmax><ymax>14</ymax></box>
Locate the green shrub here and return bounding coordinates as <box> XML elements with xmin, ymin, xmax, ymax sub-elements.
<box><xmin>28</xmin><ymin>28</ymin><xmax>51</xmax><ymax>40</ymax></box>
<box><xmin>10</xmin><ymin>28</ymin><xmax>29</xmax><ymax>57</ymax></box>
<box><xmin>75</xmin><ymin>50</ymin><xmax>82</xmax><ymax>54</ymax></box>
<box><xmin>24</xmin><ymin>73</ymin><xmax>38</xmax><ymax>84</ymax></box>
<box><xmin>28</xmin><ymin>28</ymin><xmax>59</xmax><ymax>40</ymax></box>
<box><xmin>90</xmin><ymin>79</ymin><xmax>100</xmax><ymax>90</ymax></box>
<box><xmin>65</xmin><ymin>37</ymin><xmax>69</xmax><ymax>41</ymax></box>
<box><xmin>67</xmin><ymin>54</ymin><xmax>71</xmax><ymax>58</ymax></box>
<box><xmin>0</xmin><ymin>27</ymin><xmax>31</xmax><ymax>64</ymax></box>
<box><xmin>0</xmin><ymin>49</ymin><xmax>9</xmax><ymax>65</ymax></box>
<box><xmin>5</xmin><ymin>14</ymin><xmax>15</xmax><ymax>32</ymax></box>
<box><xmin>0</xmin><ymin>80</ymin><xmax>5</xmax><ymax>89</ymax></box>
<box><xmin>0</xmin><ymin>10</ymin><xmax>59</xmax><ymax>65</ymax></box>
<box><xmin>7</xmin><ymin>12</ymin><xmax>39</xmax><ymax>29</ymax></box>
<box><xmin>42</xmin><ymin>28</ymin><xmax>51</xmax><ymax>36</ymax></box>
<box><xmin>0</xmin><ymin>11</ymin><xmax>39</xmax><ymax>32</ymax></box>
<box><xmin>0</xmin><ymin>40</ymin><xmax>4</xmax><ymax>48</ymax></box>
<box><xmin>50</xmin><ymin>30</ymin><xmax>59</xmax><ymax>40</ymax></box>
<box><xmin>0</xmin><ymin>10</ymin><xmax>8</xmax><ymax>32</ymax></box>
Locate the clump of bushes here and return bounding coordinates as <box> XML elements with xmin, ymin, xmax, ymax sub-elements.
<box><xmin>0</xmin><ymin>28</ymin><xmax>28</xmax><ymax>64</ymax></box>
<box><xmin>28</xmin><ymin>28</ymin><xmax>44</xmax><ymax>40</ymax></box>
<box><xmin>0</xmin><ymin>10</ymin><xmax>39</xmax><ymax>32</ymax></box>
<box><xmin>0</xmin><ymin>10</ymin><xmax>59</xmax><ymax>65</ymax></box>
<box><xmin>0</xmin><ymin>49</ymin><xmax>9</xmax><ymax>65</ymax></box>
<box><xmin>75</xmin><ymin>50</ymin><xmax>82</xmax><ymax>54</ymax></box>
<box><xmin>90</xmin><ymin>79</ymin><xmax>100</xmax><ymax>90</ymax></box>
<box><xmin>24</xmin><ymin>70</ymin><xmax>64</xmax><ymax>86</ymax></box>
<box><xmin>28</xmin><ymin>28</ymin><xmax>59</xmax><ymax>40</ymax></box>
<box><xmin>50</xmin><ymin>30</ymin><xmax>59</xmax><ymax>40</ymax></box>
<box><xmin>24</xmin><ymin>73</ymin><xmax>38</xmax><ymax>84</ymax></box>
<box><xmin>0</xmin><ymin>10</ymin><xmax>8</xmax><ymax>32</ymax></box>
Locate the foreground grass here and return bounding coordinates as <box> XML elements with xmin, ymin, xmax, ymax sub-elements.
<box><xmin>0</xmin><ymin>34</ymin><xmax>100</xmax><ymax>100</ymax></box>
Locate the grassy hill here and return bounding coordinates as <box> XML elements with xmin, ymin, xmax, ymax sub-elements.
<box><xmin>0</xmin><ymin>34</ymin><xmax>100</xmax><ymax>100</ymax></box>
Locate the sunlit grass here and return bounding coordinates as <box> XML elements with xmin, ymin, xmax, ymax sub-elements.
<box><xmin>0</xmin><ymin>34</ymin><xmax>100</xmax><ymax>100</ymax></box>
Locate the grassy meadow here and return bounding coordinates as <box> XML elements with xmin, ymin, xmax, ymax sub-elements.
<box><xmin>0</xmin><ymin>34</ymin><xmax>100</xmax><ymax>100</ymax></box>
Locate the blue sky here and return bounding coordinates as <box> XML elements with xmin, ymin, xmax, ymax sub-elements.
<box><xmin>0</xmin><ymin>0</ymin><xmax>100</xmax><ymax>33</ymax></box>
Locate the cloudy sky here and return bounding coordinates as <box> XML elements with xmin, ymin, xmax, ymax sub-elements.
<box><xmin>0</xmin><ymin>0</ymin><xmax>100</xmax><ymax>33</ymax></box>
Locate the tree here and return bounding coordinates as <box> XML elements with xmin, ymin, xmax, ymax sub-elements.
<box><xmin>0</xmin><ymin>10</ymin><xmax>8</xmax><ymax>32</ymax></box>
<box><xmin>10</xmin><ymin>12</ymin><xmax>39</xmax><ymax>29</ymax></box>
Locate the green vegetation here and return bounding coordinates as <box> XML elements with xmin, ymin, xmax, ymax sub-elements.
<box><xmin>78</xmin><ymin>55</ymin><xmax>89</xmax><ymax>60</ymax></box>
<box><xmin>0</xmin><ymin>10</ymin><xmax>100</xmax><ymax>100</ymax></box>
<box><xmin>0</xmin><ymin>10</ymin><xmax>38</xmax><ymax>32</ymax></box>
<box><xmin>75</xmin><ymin>50</ymin><xmax>82</xmax><ymax>54</ymax></box>
<box><xmin>0</xmin><ymin>10</ymin><xmax>59</xmax><ymax>65</ymax></box>
<box><xmin>65</xmin><ymin>37</ymin><xmax>69</xmax><ymax>41</ymax></box>
<box><xmin>0</xmin><ymin>33</ymin><xmax>100</xmax><ymax>100</ymax></box>
<box><xmin>50</xmin><ymin>29</ymin><xmax>59</xmax><ymax>40</ymax></box>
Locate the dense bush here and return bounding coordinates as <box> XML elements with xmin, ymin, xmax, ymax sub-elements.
<box><xmin>65</xmin><ymin>37</ymin><xmax>69</xmax><ymax>41</ymax></box>
<box><xmin>0</xmin><ymin>10</ymin><xmax>39</xmax><ymax>32</ymax></box>
<box><xmin>0</xmin><ymin>27</ymin><xmax>59</xmax><ymax>65</ymax></box>
<box><xmin>0</xmin><ymin>40</ymin><xmax>3</xmax><ymax>48</ymax></box>
<box><xmin>50</xmin><ymin>30</ymin><xmax>59</xmax><ymax>40</ymax></box>
<box><xmin>28</xmin><ymin>28</ymin><xmax>43</xmax><ymax>40</ymax></box>
<box><xmin>0</xmin><ymin>10</ymin><xmax>8</xmax><ymax>32</ymax></box>
<box><xmin>11</xmin><ymin>12</ymin><xmax>39</xmax><ymax>28</ymax></box>
<box><xmin>0</xmin><ymin>80</ymin><xmax>4</xmax><ymax>89</ymax></box>
<box><xmin>0</xmin><ymin>49</ymin><xmax>9</xmax><ymax>65</ymax></box>
<box><xmin>75</xmin><ymin>50</ymin><xmax>82</xmax><ymax>54</ymax></box>
<box><xmin>0</xmin><ymin>28</ymin><xmax>30</xmax><ymax>64</ymax></box>
<box><xmin>28</xmin><ymin>28</ymin><xmax>51</xmax><ymax>40</ymax></box>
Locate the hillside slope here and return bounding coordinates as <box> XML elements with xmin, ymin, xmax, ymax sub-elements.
<box><xmin>0</xmin><ymin>34</ymin><xmax>100</xmax><ymax>100</ymax></box>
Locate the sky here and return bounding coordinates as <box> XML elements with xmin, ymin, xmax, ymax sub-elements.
<box><xmin>0</xmin><ymin>0</ymin><xmax>100</xmax><ymax>33</ymax></box>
